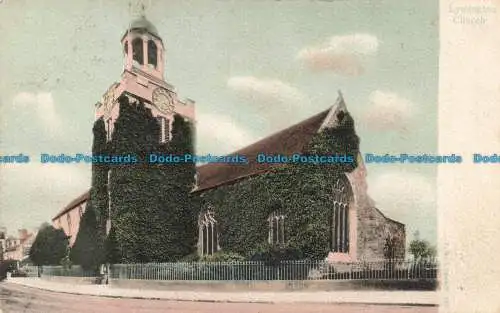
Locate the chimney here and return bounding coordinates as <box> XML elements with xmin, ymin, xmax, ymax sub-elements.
<box><xmin>18</xmin><ymin>229</ymin><xmax>28</xmax><ymax>240</ymax></box>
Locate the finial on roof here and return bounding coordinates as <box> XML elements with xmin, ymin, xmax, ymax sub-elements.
<box><xmin>338</xmin><ymin>89</ymin><xmax>344</xmax><ymax>100</ymax></box>
<box><xmin>140</xmin><ymin>3</ymin><xmax>146</xmax><ymax>17</ymax></box>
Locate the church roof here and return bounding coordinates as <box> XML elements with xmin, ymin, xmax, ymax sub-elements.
<box><xmin>194</xmin><ymin>108</ymin><xmax>332</xmax><ymax>192</ymax></box>
<box><xmin>52</xmin><ymin>190</ymin><xmax>90</xmax><ymax>221</ymax></box>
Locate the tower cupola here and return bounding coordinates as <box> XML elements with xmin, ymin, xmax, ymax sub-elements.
<box><xmin>121</xmin><ymin>13</ymin><xmax>165</xmax><ymax>80</ymax></box>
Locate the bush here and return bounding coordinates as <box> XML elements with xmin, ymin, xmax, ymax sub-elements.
<box><xmin>248</xmin><ymin>243</ymin><xmax>303</xmax><ymax>265</ymax></box>
<box><xmin>29</xmin><ymin>224</ymin><xmax>69</xmax><ymax>266</ymax></box>
<box><xmin>0</xmin><ymin>260</ymin><xmax>18</xmax><ymax>281</ymax></box>
<box><xmin>200</xmin><ymin>251</ymin><xmax>246</xmax><ymax>262</ymax></box>
<box><xmin>70</xmin><ymin>203</ymin><xmax>105</xmax><ymax>271</ymax></box>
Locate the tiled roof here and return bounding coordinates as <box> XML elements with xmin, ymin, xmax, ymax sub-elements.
<box><xmin>194</xmin><ymin>108</ymin><xmax>332</xmax><ymax>192</ymax></box>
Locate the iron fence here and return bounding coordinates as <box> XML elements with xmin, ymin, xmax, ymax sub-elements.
<box><xmin>22</xmin><ymin>259</ymin><xmax>437</xmax><ymax>281</ymax></box>
<box><xmin>110</xmin><ymin>259</ymin><xmax>437</xmax><ymax>281</ymax></box>
<box><xmin>22</xmin><ymin>265</ymin><xmax>39</xmax><ymax>277</ymax></box>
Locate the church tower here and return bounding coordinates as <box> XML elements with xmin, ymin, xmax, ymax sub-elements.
<box><xmin>91</xmin><ymin>9</ymin><xmax>197</xmax><ymax>241</ymax></box>
<box><xmin>94</xmin><ymin>11</ymin><xmax>195</xmax><ymax>144</ymax></box>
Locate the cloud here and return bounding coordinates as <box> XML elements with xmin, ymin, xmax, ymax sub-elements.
<box><xmin>362</xmin><ymin>90</ymin><xmax>417</xmax><ymax>133</ymax></box>
<box><xmin>196</xmin><ymin>113</ymin><xmax>258</xmax><ymax>154</ymax></box>
<box><xmin>0</xmin><ymin>162</ymin><xmax>90</xmax><ymax>230</ymax></box>
<box><xmin>11</xmin><ymin>91</ymin><xmax>61</xmax><ymax>132</ymax></box>
<box><xmin>367</xmin><ymin>170</ymin><xmax>436</xmax><ymax>243</ymax></box>
<box><xmin>227</xmin><ymin>76</ymin><xmax>312</xmax><ymax>129</ymax></box>
<box><xmin>297</xmin><ymin>33</ymin><xmax>379</xmax><ymax>76</ymax></box>
<box><xmin>227</xmin><ymin>76</ymin><xmax>309</xmax><ymax>107</ymax></box>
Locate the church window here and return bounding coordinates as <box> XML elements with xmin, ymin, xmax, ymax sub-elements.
<box><xmin>106</xmin><ymin>118</ymin><xmax>112</xmax><ymax>141</ymax></box>
<box><xmin>123</xmin><ymin>40</ymin><xmax>128</xmax><ymax>54</ymax></box>
<box><xmin>268</xmin><ymin>211</ymin><xmax>285</xmax><ymax>245</ymax></box>
<box><xmin>132</xmin><ymin>37</ymin><xmax>144</xmax><ymax>66</ymax></box>
<box><xmin>78</xmin><ymin>206</ymin><xmax>83</xmax><ymax>218</ymax></box>
<box><xmin>199</xmin><ymin>210</ymin><xmax>219</xmax><ymax>256</ymax></box>
<box><xmin>156</xmin><ymin>116</ymin><xmax>170</xmax><ymax>143</ymax></box>
<box><xmin>147</xmin><ymin>40</ymin><xmax>158</xmax><ymax>68</ymax></box>
<box><xmin>165</xmin><ymin>118</ymin><xmax>170</xmax><ymax>141</ymax></box>
<box><xmin>331</xmin><ymin>178</ymin><xmax>349</xmax><ymax>253</ymax></box>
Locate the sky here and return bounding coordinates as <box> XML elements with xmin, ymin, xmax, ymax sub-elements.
<box><xmin>0</xmin><ymin>0</ymin><xmax>438</xmax><ymax>245</ymax></box>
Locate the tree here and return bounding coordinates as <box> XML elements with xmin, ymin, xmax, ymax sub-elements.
<box><xmin>409</xmin><ymin>232</ymin><xmax>436</xmax><ymax>261</ymax></box>
<box><xmin>104</xmin><ymin>226</ymin><xmax>121</xmax><ymax>264</ymax></box>
<box><xmin>29</xmin><ymin>224</ymin><xmax>68</xmax><ymax>266</ymax></box>
<box><xmin>69</xmin><ymin>203</ymin><xmax>105</xmax><ymax>271</ymax></box>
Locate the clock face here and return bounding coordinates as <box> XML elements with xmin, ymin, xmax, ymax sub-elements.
<box><xmin>152</xmin><ymin>88</ymin><xmax>175</xmax><ymax>114</ymax></box>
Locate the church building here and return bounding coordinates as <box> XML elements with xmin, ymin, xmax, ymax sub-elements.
<box><xmin>52</xmin><ymin>15</ymin><xmax>405</xmax><ymax>263</ymax></box>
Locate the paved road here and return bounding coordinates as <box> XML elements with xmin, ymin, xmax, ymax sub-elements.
<box><xmin>0</xmin><ymin>282</ymin><xmax>438</xmax><ymax>313</ymax></box>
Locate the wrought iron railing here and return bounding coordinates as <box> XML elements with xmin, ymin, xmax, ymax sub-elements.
<box><xmin>22</xmin><ymin>259</ymin><xmax>437</xmax><ymax>281</ymax></box>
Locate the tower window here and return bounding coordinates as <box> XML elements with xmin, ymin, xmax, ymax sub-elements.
<box><xmin>199</xmin><ymin>210</ymin><xmax>219</xmax><ymax>256</ymax></box>
<box><xmin>148</xmin><ymin>40</ymin><xmax>158</xmax><ymax>68</ymax></box>
<box><xmin>268</xmin><ymin>211</ymin><xmax>285</xmax><ymax>245</ymax></box>
<box><xmin>106</xmin><ymin>118</ymin><xmax>112</xmax><ymax>141</ymax></box>
<box><xmin>156</xmin><ymin>116</ymin><xmax>170</xmax><ymax>143</ymax></box>
<box><xmin>132</xmin><ymin>37</ymin><xmax>144</xmax><ymax>65</ymax></box>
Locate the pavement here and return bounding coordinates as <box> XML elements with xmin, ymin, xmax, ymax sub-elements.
<box><xmin>5</xmin><ymin>277</ymin><xmax>439</xmax><ymax>306</ymax></box>
<box><xmin>1</xmin><ymin>283</ymin><xmax>438</xmax><ymax>313</ymax></box>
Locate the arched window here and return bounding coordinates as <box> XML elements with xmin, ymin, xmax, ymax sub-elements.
<box><xmin>132</xmin><ymin>37</ymin><xmax>144</xmax><ymax>66</ymax></box>
<box><xmin>331</xmin><ymin>177</ymin><xmax>350</xmax><ymax>253</ymax></box>
<box><xmin>156</xmin><ymin>116</ymin><xmax>170</xmax><ymax>143</ymax></box>
<box><xmin>106</xmin><ymin>118</ymin><xmax>112</xmax><ymax>142</ymax></box>
<box><xmin>199</xmin><ymin>210</ymin><xmax>219</xmax><ymax>255</ymax></box>
<box><xmin>147</xmin><ymin>40</ymin><xmax>158</xmax><ymax>68</ymax></box>
<box><xmin>268</xmin><ymin>211</ymin><xmax>285</xmax><ymax>245</ymax></box>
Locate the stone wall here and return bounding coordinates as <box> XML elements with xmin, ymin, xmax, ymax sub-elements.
<box><xmin>357</xmin><ymin>206</ymin><xmax>406</xmax><ymax>261</ymax></box>
<box><xmin>345</xmin><ymin>153</ymin><xmax>406</xmax><ymax>261</ymax></box>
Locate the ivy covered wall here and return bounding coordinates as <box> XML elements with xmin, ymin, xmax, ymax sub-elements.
<box><xmin>89</xmin><ymin>95</ymin><xmax>197</xmax><ymax>263</ymax></box>
<box><xmin>197</xmin><ymin>112</ymin><xmax>360</xmax><ymax>261</ymax></box>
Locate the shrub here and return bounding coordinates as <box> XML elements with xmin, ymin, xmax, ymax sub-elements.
<box><xmin>70</xmin><ymin>203</ymin><xmax>105</xmax><ymax>271</ymax></box>
<box><xmin>0</xmin><ymin>260</ymin><xmax>18</xmax><ymax>281</ymax></box>
<box><xmin>200</xmin><ymin>251</ymin><xmax>246</xmax><ymax>262</ymax></box>
<box><xmin>29</xmin><ymin>224</ymin><xmax>69</xmax><ymax>266</ymax></box>
<box><xmin>248</xmin><ymin>243</ymin><xmax>304</xmax><ymax>266</ymax></box>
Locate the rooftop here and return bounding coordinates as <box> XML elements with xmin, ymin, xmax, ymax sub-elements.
<box><xmin>194</xmin><ymin>107</ymin><xmax>333</xmax><ymax>192</ymax></box>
